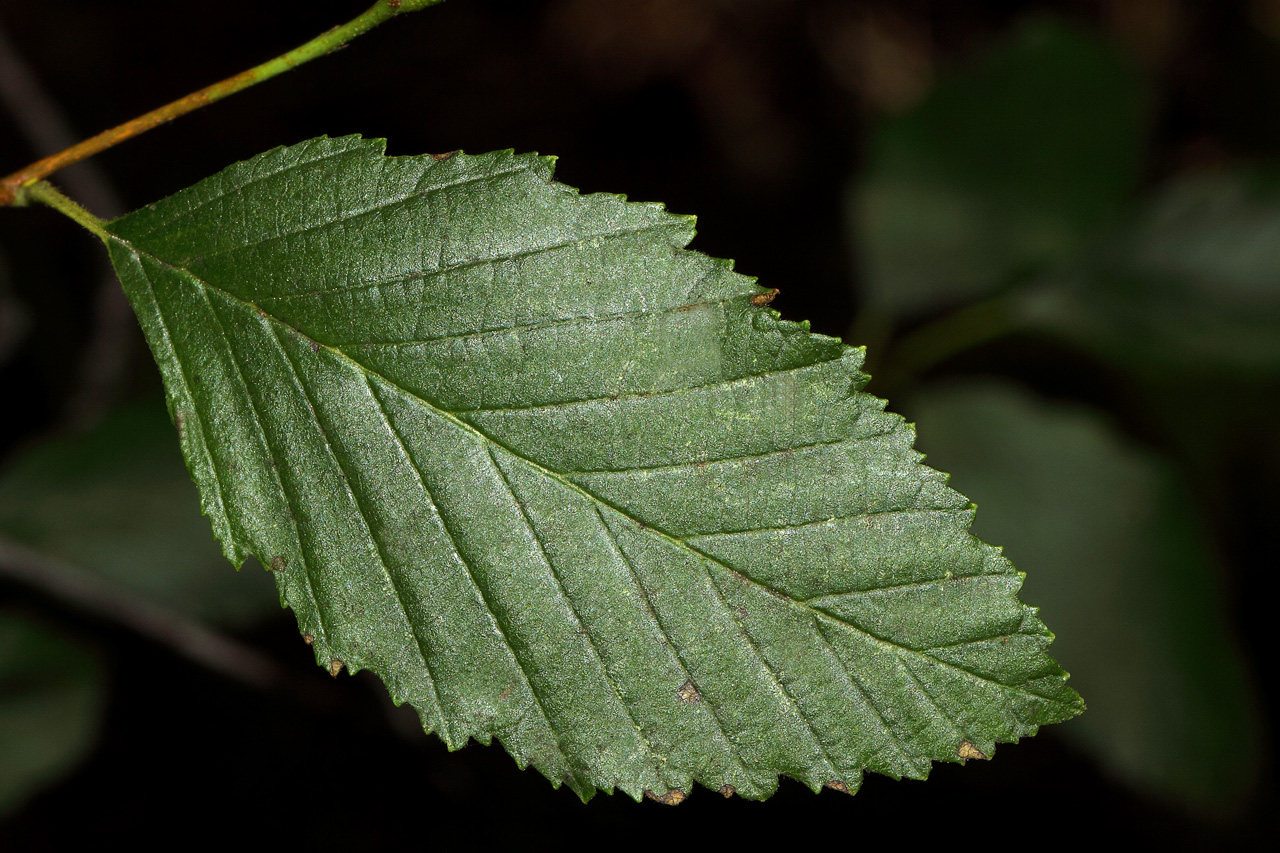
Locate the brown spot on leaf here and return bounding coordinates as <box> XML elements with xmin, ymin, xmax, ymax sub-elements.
<box><xmin>958</xmin><ymin>740</ymin><xmax>987</xmax><ymax>762</ymax></box>
<box><xmin>309</xmin><ymin>339</ymin><xmax>321</xmax><ymax>353</ymax></box>
<box><xmin>431</xmin><ymin>150</ymin><xmax>459</xmax><ymax>161</ymax></box>
<box><xmin>826</xmin><ymin>780</ymin><xmax>851</xmax><ymax>794</ymax></box>
<box><xmin>269</xmin><ymin>555</ymin><xmax>287</xmax><ymax>572</ymax></box>
<box><xmin>751</xmin><ymin>288</ymin><xmax>779</xmax><ymax>306</ymax></box>
<box><xmin>302</xmin><ymin>634</ymin><xmax>314</xmax><ymax>645</ymax></box>
<box><xmin>497</xmin><ymin>685</ymin><xmax>514</xmax><ymax>702</ymax></box>
<box><xmin>719</xmin><ymin>784</ymin><xmax>735</xmax><ymax>798</ymax></box>
<box><xmin>677</xmin><ymin>679</ymin><xmax>701</xmax><ymax>703</ymax></box>
<box><xmin>328</xmin><ymin>659</ymin><xmax>344</xmax><ymax>678</ymax></box>
<box><xmin>645</xmin><ymin>789</ymin><xmax>687</xmax><ymax>806</ymax></box>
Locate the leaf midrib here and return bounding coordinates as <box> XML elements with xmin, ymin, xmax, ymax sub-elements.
<box><xmin>112</xmin><ymin>232</ymin><xmax>1075</xmax><ymax>713</ymax></box>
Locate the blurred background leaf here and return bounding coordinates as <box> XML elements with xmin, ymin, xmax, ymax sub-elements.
<box><xmin>0</xmin><ymin>611</ymin><xmax>104</xmax><ymax>818</ymax></box>
<box><xmin>1022</xmin><ymin>168</ymin><xmax>1280</xmax><ymax>377</ymax></box>
<box><xmin>850</xmin><ymin>3</ymin><xmax>1275</xmax><ymax>824</ymax></box>
<box><xmin>851</xmin><ymin>17</ymin><xmax>1147</xmax><ymax>321</ymax></box>
<box><xmin>905</xmin><ymin>381</ymin><xmax>1262</xmax><ymax>816</ymax></box>
<box><xmin>0</xmin><ymin>403</ymin><xmax>279</xmax><ymax>627</ymax></box>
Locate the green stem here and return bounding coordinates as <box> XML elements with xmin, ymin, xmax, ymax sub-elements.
<box><xmin>0</xmin><ymin>0</ymin><xmax>445</xmax><ymax>205</ymax></box>
<box><xmin>19</xmin><ymin>180</ymin><xmax>110</xmax><ymax>242</ymax></box>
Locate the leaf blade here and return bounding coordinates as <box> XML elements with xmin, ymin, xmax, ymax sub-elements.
<box><xmin>106</xmin><ymin>137</ymin><xmax>1081</xmax><ymax>800</ymax></box>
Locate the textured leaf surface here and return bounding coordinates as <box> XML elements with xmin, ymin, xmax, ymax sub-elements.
<box><xmin>907</xmin><ymin>381</ymin><xmax>1260</xmax><ymax>813</ymax></box>
<box><xmin>104</xmin><ymin>136</ymin><xmax>1080</xmax><ymax>800</ymax></box>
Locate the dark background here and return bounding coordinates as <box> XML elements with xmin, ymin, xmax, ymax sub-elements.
<box><xmin>0</xmin><ymin>0</ymin><xmax>1274</xmax><ymax>846</ymax></box>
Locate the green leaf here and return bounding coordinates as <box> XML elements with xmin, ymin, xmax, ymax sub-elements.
<box><xmin>102</xmin><ymin>136</ymin><xmax>1080</xmax><ymax>801</ymax></box>
<box><xmin>907</xmin><ymin>381</ymin><xmax>1261</xmax><ymax>815</ymax></box>
<box><xmin>0</xmin><ymin>612</ymin><xmax>105</xmax><ymax>818</ymax></box>
<box><xmin>852</xmin><ymin>17</ymin><xmax>1146</xmax><ymax>319</ymax></box>
<box><xmin>1021</xmin><ymin>169</ymin><xmax>1280</xmax><ymax>377</ymax></box>
<box><xmin>0</xmin><ymin>404</ymin><xmax>280</xmax><ymax>626</ymax></box>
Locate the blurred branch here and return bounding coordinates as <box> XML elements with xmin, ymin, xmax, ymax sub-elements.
<box><xmin>875</xmin><ymin>292</ymin><xmax>1025</xmax><ymax>392</ymax></box>
<box><xmin>0</xmin><ymin>22</ymin><xmax>123</xmax><ymax>216</ymax></box>
<box><xmin>0</xmin><ymin>248</ymin><xmax>29</xmax><ymax>367</ymax></box>
<box><xmin>0</xmin><ymin>1</ymin><xmax>445</xmax><ymax>205</ymax></box>
<box><xmin>0</xmin><ymin>533</ymin><xmax>283</xmax><ymax>689</ymax></box>
<box><xmin>0</xmin><ymin>15</ymin><xmax>132</xmax><ymax>429</ymax></box>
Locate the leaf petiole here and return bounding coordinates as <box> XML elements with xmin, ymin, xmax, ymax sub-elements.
<box><xmin>18</xmin><ymin>181</ymin><xmax>110</xmax><ymax>242</ymax></box>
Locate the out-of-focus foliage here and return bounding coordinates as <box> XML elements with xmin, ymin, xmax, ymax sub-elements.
<box><xmin>852</xmin><ymin>18</ymin><xmax>1147</xmax><ymax>319</ymax></box>
<box><xmin>0</xmin><ymin>404</ymin><xmax>280</xmax><ymax>813</ymax></box>
<box><xmin>853</xmin><ymin>12</ymin><xmax>1272</xmax><ymax>816</ymax></box>
<box><xmin>907</xmin><ymin>382</ymin><xmax>1261</xmax><ymax>815</ymax></box>
<box><xmin>0</xmin><ymin>612</ymin><xmax>104</xmax><ymax>817</ymax></box>
<box><xmin>1023</xmin><ymin>169</ymin><xmax>1280</xmax><ymax>376</ymax></box>
<box><xmin>0</xmin><ymin>404</ymin><xmax>279</xmax><ymax>626</ymax></box>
